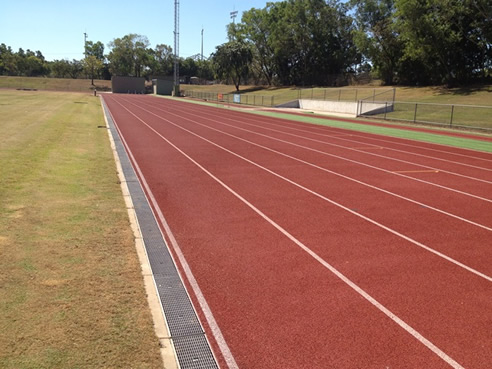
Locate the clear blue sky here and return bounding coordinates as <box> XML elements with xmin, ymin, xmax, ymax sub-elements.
<box><xmin>0</xmin><ymin>0</ymin><xmax>279</xmax><ymax>61</ymax></box>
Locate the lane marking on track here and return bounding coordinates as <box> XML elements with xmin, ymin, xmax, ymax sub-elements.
<box><xmin>134</xmin><ymin>97</ymin><xmax>492</xmax><ymax>204</ymax></box>
<box><xmin>196</xmin><ymin>99</ymin><xmax>492</xmax><ymax>165</ymax></box>
<box><xmin>119</xmin><ymin>97</ymin><xmax>492</xmax><ymax>281</ymax></box>
<box><xmin>394</xmin><ymin>170</ymin><xmax>440</xmax><ymax>174</ymax></box>
<box><xmin>111</xmin><ymin>96</ymin><xmax>466</xmax><ymax>369</ymax></box>
<box><xmin>130</xmin><ymin>98</ymin><xmax>492</xmax><ymax>232</ymax></box>
<box><xmin>173</xmin><ymin>100</ymin><xmax>492</xmax><ymax>181</ymax></box>
<box><xmin>105</xmin><ymin>96</ymin><xmax>238</xmax><ymax>369</ymax></box>
<box><xmin>351</xmin><ymin>146</ymin><xmax>384</xmax><ymax>150</ymax></box>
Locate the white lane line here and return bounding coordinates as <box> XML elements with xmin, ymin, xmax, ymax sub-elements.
<box><xmin>235</xmin><ymin>113</ymin><xmax>492</xmax><ymax>172</ymax></box>
<box><xmin>132</xmin><ymin>98</ymin><xmax>492</xmax><ymax>232</ymax></box>
<box><xmin>113</xmin><ymin>96</ymin><xmax>466</xmax><ymax>369</ymax></box>
<box><xmin>105</xmin><ymin>96</ymin><xmax>239</xmax><ymax>369</ymax></box>
<box><xmin>175</xmin><ymin>103</ymin><xmax>492</xmax><ymax>185</ymax></box>
<box><xmin>120</xmin><ymin>98</ymin><xmax>492</xmax><ymax>282</ymax></box>
<box><xmin>133</xmin><ymin>97</ymin><xmax>492</xmax><ymax>204</ymax></box>
<box><xmin>170</xmin><ymin>97</ymin><xmax>492</xmax><ymax>164</ymax></box>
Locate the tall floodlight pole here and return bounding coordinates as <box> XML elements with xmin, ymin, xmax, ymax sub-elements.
<box><xmin>201</xmin><ymin>28</ymin><xmax>204</xmax><ymax>61</ymax></box>
<box><xmin>173</xmin><ymin>0</ymin><xmax>180</xmax><ymax>96</ymax></box>
<box><xmin>230</xmin><ymin>10</ymin><xmax>238</xmax><ymax>24</ymax></box>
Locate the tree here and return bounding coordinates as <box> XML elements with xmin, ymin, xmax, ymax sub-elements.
<box><xmin>396</xmin><ymin>0</ymin><xmax>491</xmax><ymax>85</ymax></box>
<box><xmin>234</xmin><ymin>0</ymin><xmax>359</xmax><ymax>86</ymax></box>
<box><xmin>84</xmin><ymin>40</ymin><xmax>105</xmax><ymax>84</ymax></box>
<box><xmin>67</xmin><ymin>59</ymin><xmax>83</xmax><ymax>79</ymax></box>
<box><xmin>85</xmin><ymin>41</ymin><xmax>104</xmax><ymax>60</ymax></box>
<box><xmin>83</xmin><ymin>55</ymin><xmax>103</xmax><ymax>85</ymax></box>
<box><xmin>50</xmin><ymin>59</ymin><xmax>71</xmax><ymax>78</ymax></box>
<box><xmin>212</xmin><ymin>41</ymin><xmax>253</xmax><ymax>91</ymax></box>
<box><xmin>350</xmin><ymin>0</ymin><xmax>402</xmax><ymax>85</ymax></box>
<box><xmin>237</xmin><ymin>7</ymin><xmax>276</xmax><ymax>85</ymax></box>
<box><xmin>150</xmin><ymin>44</ymin><xmax>174</xmax><ymax>76</ymax></box>
<box><xmin>107</xmin><ymin>34</ymin><xmax>151</xmax><ymax>77</ymax></box>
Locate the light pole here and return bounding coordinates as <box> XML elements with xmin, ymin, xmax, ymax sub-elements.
<box><xmin>201</xmin><ymin>28</ymin><xmax>204</xmax><ymax>61</ymax></box>
<box><xmin>230</xmin><ymin>10</ymin><xmax>238</xmax><ymax>23</ymax></box>
<box><xmin>173</xmin><ymin>0</ymin><xmax>180</xmax><ymax>96</ymax></box>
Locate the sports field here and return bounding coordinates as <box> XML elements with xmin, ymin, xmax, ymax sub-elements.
<box><xmin>103</xmin><ymin>94</ymin><xmax>491</xmax><ymax>369</ymax></box>
<box><xmin>0</xmin><ymin>91</ymin><xmax>163</xmax><ymax>369</ymax></box>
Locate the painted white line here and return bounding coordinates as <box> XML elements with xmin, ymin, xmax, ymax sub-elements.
<box><xmin>120</xmin><ymin>98</ymin><xmax>492</xmax><ymax>281</ymax></box>
<box><xmin>132</xmin><ymin>98</ymin><xmax>492</xmax><ymax>232</ymax></box>
<box><xmin>113</xmin><ymin>96</ymin><xmax>466</xmax><ymax>369</ymax></box>
<box><xmin>234</xmin><ymin>113</ymin><xmax>492</xmax><ymax>172</ymax></box>
<box><xmin>173</xmin><ymin>96</ymin><xmax>492</xmax><ymax>164</ymax></box>
<box><xmin>105</xmin><ymin>95</ymin><xmax>239</xmax><ymax>369</ymax></box>
<box><xmin>176</xmin><ymin>102</ymin><xmax>492</xmax><ymax>185</ymax></box>
<box><xmin>133</xmin><ymin>97</ymin><xmax>492</xmax><ymax>204</ymax></box>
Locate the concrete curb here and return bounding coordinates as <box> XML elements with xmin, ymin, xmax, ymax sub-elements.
<box><xmin>99</xmin><ymin>97</ymin><xmax>179</xmax><ymax>369</ymax></box>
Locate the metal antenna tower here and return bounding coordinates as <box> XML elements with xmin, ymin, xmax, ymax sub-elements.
<box><xmin>173</xmin><ymin>0</ymin><xmax>180</xmax><ymax>94</ymax></box>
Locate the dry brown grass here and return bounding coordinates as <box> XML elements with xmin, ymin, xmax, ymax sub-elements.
<box><xmin>0</xmin><ymin>90</ymin><xmax>164</xmax><ymax>369</ymax></box>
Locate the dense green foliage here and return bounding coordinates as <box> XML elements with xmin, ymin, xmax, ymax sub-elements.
<box><xmin>0</xmin><ymin>36</ymin><xmax>213</xmax><ymax>82</ymax></box>
<box><xmin>1</xmin><ymin>0</ymin><xmax>490</xmax><ymax>86</ymax></box>
<box><xmin>224</xmin><ymin>0</ymin><xmax>491</xmax><ymax>86</ymax></box>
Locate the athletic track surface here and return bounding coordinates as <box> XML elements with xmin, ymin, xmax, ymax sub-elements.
<box><xmin>102</xmin><ymin>94</ymin><xmax>491</xmax><ymax>369</ymax></box>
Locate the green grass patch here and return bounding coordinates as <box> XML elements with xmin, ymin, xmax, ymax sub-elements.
<box><xmin>0</xmin><ymin>76</ymin><xmax>111</xmax><ymax>92</ymax></box>
<box><xmin>0</xmin><ymin>90</ymin><xmax>163</xmax><ymax>369</ymax></box>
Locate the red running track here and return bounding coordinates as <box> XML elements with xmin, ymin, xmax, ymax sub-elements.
<box><xmin>103</xmin><ymin>94</ymin><xmax>492</xmax><ymax>369</ymax></box>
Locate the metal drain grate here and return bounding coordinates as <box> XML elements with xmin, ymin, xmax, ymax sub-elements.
<box><xmin>102</xmin><ymin>100</ymin><xmax>219</xmax><ymax>369</ymax></box>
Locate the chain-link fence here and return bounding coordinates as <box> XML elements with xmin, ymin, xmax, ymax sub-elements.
<box><xmin>358</xmin><ymin>101</ymin><xmax>492</xmax><ymax>131</ymax></box>
<box><xmin>183</xmin><ymin>90</ymin><xmax>276</xmax><ymax>107</ymax></box>
<box><xmin>184</xmin><ymin>87</ymin><xmax>395</xmax><ymax>107</ymax></box>
<box><xmin>184</xmin><ymin>88</ymin><xmax>492</xmax><ymax>131</ymax></box>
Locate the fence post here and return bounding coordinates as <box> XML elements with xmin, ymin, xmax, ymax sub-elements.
<box><xmin>373</xmin><ymin>89</ymin><xmax>375</xmax><ymax>102</ymax></box>
<box><xmin>450</xmin><ymin>105</ymin><xmax>454</xmax><ymax>127</ymax></box>
<box><xmin>355</xmin><ymin>89</ymin><xmax>358</xmax><ymax>102</ymax></box>
<box><xmin>271</xmin><ymin>96</ymin><xmax>274</xmax><ymax>106</ymax></box>
<box><xmin>384</xmin><ymin>102</ymin><xmax>388</xmax><ymax>120</ymax></box>
<box><xmin>324</xmin><ymin>89</ymin><xmax>327</xmax><ymax>100</ymax></box>
<box><xmin>262</xmin><ymin>96</ymin><xmax>264</xmax><ymax>106</ymax></box>
<box><xmin>413</xmin><ymin>103</ymin><xmax>418</xmax><ymax>123</ymax></box>
<box><xmin>338</xmin><ymin>89</ymin><xmax>341</xmax><ymax>101</ymax></box>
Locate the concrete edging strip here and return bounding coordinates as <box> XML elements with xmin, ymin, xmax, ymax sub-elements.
<box><xmin>100</xmin><ymin>97</ymin><xmax>178</xmax><ymax>369</ymax></box>
<box><xmin>100</xmin><ymin>96</ymin><xmax>220</xmax><ymax>369</ymax></box>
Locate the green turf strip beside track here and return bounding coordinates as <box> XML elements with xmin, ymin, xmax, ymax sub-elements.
<box><xmin>163</xmin><ymin>96</ymin><xmax>492</xmax><ymax>153</ymax></box>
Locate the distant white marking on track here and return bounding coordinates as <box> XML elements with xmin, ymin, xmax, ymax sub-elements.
<box><xmin>128</xmin><ymin>97</ymin><xmax>492</xmax><ymax>233</ymax></box>
<box><xmin>113</xmin><ymin>96</ymin><xmax>466</xmax><ymax>369</ymax></box>
<box><xmin>159</xmin><ymin>99</ymin><xmax>492</xmax><ymax>180</ymax></box>
<box><xmin>135</xmin><ymin>97</ymin><xmax>492</xmax><ymax>203</ymax></box>
<box><xmin>121</xmin><ymin>98</ymin><xmax>492</xmax><ymax>282</ymax></box>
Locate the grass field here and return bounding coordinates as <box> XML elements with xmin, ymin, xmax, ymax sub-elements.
<box><xmin>0</xmin><ymin>90</ymin><xmax>163</xmax><ymax>369</ymax></box>
<box><xmin>0</xmin><ymin>76</ymin><xmax>111</xmax><ymax>92</ymax></box>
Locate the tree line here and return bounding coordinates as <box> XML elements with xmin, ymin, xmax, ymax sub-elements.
<box><xmin>0</xmin><ymin>34</ymin><xmax>214</xmax><ymax>84</ymax></box>
<box><xmin>214</xmin><ymin>0</ymin><xmax>491</xmax><ymax>88</ymax></box>
<box><xmin>1</xmin><ymin>0</ymin><xmax>490</xmax><ymax>87</ymax></box>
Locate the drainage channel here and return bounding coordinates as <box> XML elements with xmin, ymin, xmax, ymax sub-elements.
<box><xmin>102</xmin><ymin>99</ymin><xmax>219</xmax><ymax>369</ymax></box>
